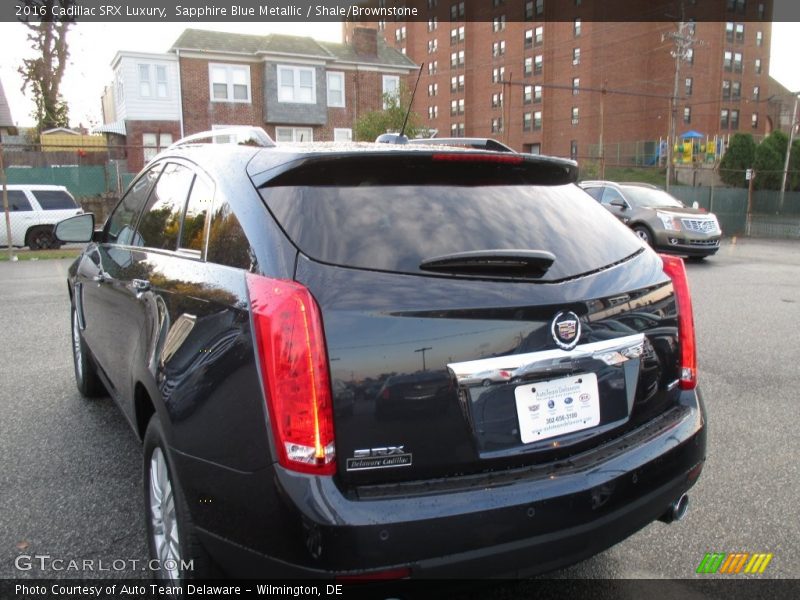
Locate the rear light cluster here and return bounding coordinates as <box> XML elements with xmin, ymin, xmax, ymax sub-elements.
<box><xmin>247</xmin><ymin>273</ymin><xmax>336</xmax><ymax>475</ymax></box>
<box><xmin>660</xmin><ymin>255</ymin><xmax>697</xmax><ymax>390</ymax></box>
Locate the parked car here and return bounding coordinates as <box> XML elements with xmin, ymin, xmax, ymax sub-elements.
<box><xmin>1</xmin><ymin>184</ymin><xmax>82</xmax><ymax>249</ymax></box>
<box><xmin>578</xmin><ymin>180</ymin><xmax>721</xmax><ymax>259</ymax></box>
<box><xmin>56</xmin><ymin>129</ymin><xmax>706</xmax><ymax>581</ymax></box>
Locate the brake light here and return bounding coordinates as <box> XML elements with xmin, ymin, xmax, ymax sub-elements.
<box><xmin>661</xmin><ymin>255</ymin><xmax>696</xmax><ymax>390</ymax></box>
<box><xmin>432</xmin><ymin>153</ymin><xmax>524</xmax><ymax>164</ymax></box>
<box><xmin>247</xmin><ymin>273</ymin><xmax>336</xmax><ymax>475</ymax></box>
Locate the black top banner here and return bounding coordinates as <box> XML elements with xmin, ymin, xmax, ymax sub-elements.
<box><xmin>4</xmin><ymin>0</ymin><xmax>800</xmax><ymax>23</ymax></box>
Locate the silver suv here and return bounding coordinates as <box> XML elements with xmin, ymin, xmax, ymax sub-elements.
<box><xmin>579</xmin><ymin>181</ymin><xmax>721</xmax><ymax>260</ymax></box>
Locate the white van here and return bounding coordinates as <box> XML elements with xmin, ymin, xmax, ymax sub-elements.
<box><xmin>0</xmin><ymin>185</ymin><xmax>83</xmax><ymax>249</ymax></box>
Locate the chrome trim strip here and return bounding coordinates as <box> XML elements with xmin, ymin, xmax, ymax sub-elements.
<box><xmin>448</xmin><ymin>333</ymin><xmax>645</xmax><ymax>385</ymax></box>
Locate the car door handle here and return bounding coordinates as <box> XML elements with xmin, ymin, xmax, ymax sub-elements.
<box><xmin>131</xmin><ymin>279</ymin><xmax>151</xmax><ymax>292</ymax></box>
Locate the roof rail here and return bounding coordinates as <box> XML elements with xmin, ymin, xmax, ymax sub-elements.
<box><xmin>408</xmin><ymin>137</ymin><xmax>516</xmax><ymax>153</ymax></box>
<box><xmin>167</xmin><ymin>127</ymin><xmax>275</xmax><ymax>150</ymax></box>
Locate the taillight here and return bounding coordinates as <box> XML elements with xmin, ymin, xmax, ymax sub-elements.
<box><xmin>247</xmin><ymin>273</ymin><xmax>336</xmax><ymax>475</ymax></box>
<box><xmin>661</xmin><ymin>255</ymin><xmax>696</xmax><ymax>390</ymax></box>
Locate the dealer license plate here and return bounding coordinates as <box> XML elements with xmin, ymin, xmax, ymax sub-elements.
<box><xmin>515</xmin><ymin>373</ymin><xmax>600</xmax><ymax>444</ymax></box>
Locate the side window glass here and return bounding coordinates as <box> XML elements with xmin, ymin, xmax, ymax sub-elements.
<box><xmin>136</xmin><ymin>163</ymin><xmax>195</xmax><ymax>251</ymax></box>
<box><xmin>582</xmin><ymin>187</ymin><xmax>603</xmax><ymax>201</ymax></box>
<box><xmin>106</xmin><ymin>166</ymin><xmax>162</xmax><ymax>245</ymax></box>
<box><xmin>207</xmin><ymin>201</ymin><xmax>253</xmax><ymax>270</ymax></box>
<box><xmin>7</xmin><ymin>191</ymin><xmax>33</xmax><ymax>211</ymax></box>
<box><xmin>31</xmin><ymin>190</ymin><xmax>78</xmax><ymax>209</ymax></box>
<box><xmin>179</xmin><ymin>176</ymin><xmax>213</xmax><ymax>254</ymax></box>
<box><xmin>601</xmin><ymin>187</ymin><xmax>625</xmax><ymax>206</ymax></box>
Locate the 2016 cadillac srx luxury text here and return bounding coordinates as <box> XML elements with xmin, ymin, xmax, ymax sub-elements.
<box><xmin>57</xmin><ymin>128</ymin><xmax>706</xmax><ymax>581</ymax></box>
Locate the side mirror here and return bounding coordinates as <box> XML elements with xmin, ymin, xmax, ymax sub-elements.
<box><xmin>610</xmin><ymin>199</ymin><xmax>627</xmax><ymax>209</ymax></box>
<box><xmin>55</xmin><ymin>213</ymin><xmax>95</xmax><ymax>243</ymax></box>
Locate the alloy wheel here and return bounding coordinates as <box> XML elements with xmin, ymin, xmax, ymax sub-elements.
<box><xmin>149</xmin><ymin>447</ymin><xmax>182</xmax><ymax>582</ymax></box>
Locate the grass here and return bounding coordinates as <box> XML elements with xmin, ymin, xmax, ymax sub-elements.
<box><xmin>579</xmin><ymin>161</ymin><xmax>668</xmax><ymax>187</ymax></box>
<box><xmin>0</xmin><ymin>247</ymin><xmax>82</xmax><ymax>261</ymax></box>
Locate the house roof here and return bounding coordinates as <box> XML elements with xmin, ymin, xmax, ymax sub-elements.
<box><xmin>170</xmin><ymin>28</ymin><xmax>415</xmax><ymax>69</ymax></box>
<box><xmin>0</xmin><ymin>79</ymin><xmax>16</xmax><ymax>132</ymax></box>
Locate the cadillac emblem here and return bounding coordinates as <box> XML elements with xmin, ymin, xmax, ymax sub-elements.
<box><xmin>551</xmin><ymin>311</ymin><xmax>581</xmax><ymax>350</ymax></box>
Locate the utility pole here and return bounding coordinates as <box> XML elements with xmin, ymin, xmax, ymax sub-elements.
<box><xmin>779</xmin><ymin>93</ymin><xmax>799</xmax><ymax>211</ymax></box>
<box><xmin>414</xmin><ymin>346</ymin><xmax>432</xmax><ymax>372</ymax></box>
<box><xmin>1</xmin><ymin>138</ymin><xmax>14</xmax><ymax>262</ymax></box>
<box><xmin>663</xmin><ymin>17</ymin><xmax>698</xmax><ymax>192</ymax></box>
<box><xmin>599</xmin><ymin>81</ymin><xmax>607</xmax><ymax>179</ymax></box>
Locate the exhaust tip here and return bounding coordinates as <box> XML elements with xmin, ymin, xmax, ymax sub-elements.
<box><xmin>659</xmin><ymin>493</ymin><xmax>689</xmax><ymax>524</ymax></box>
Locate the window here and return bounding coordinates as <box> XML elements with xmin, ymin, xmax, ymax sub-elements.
<box><xmin>524</xmin><ymin>57</ymin><xmax>533</xmax><ymax>76</ymax></box>
<box><xmin>525</xmin><ymin>29</ymin><xmax>533</xmax><ymax>48</ymax></box>
<box><xmin>752</xmin><ymin>85</ymin><xmax>760</xmax><ymax>101</ymax></box>
<box><xmin>139</xmin><ymin>64</ymin><xmax>151</xmax><ymax>97</ymax></box>
<box><xmin>450</xmin><ymin>74</ymin><xmax>465</xmax><ymax>92</ymax></box>
<box><xmin>428</xmin><ymin>17</ymin><xmax>438</xmax><ymax>32</ymax></box>
<box><xmin>570</xmin><ymin>140</ymin><xmax>578</xmax><ymax>160</ymax></box>
<box><xmin>536</xmin><ymin>0</ymin><xmax>544</xmax><ymax>16</ymax></box>
<box><xmin>534</xmin><ymin>55</ymin><xmax>543</xmax><ymax>74</ymax></box>
<box><xmin>275</xmin><ymin>127</ymin><xmax>313</xmax><ymax>142</ymax></box>
<box><xmin>723</xmin><ymin>51</ymin><xmax>733</xmax><ymax>71</ymax></box>
<box><xmin>735</xmin><ymin>23</ymin><xmax>745</xmax><ymax>43</ymax></box>
<box><xmin>428</xmin><ymin>61</ymin><xmax>438</xmax><ymax>75</ymax></box>
<box><xmin>105</xmin><ymin>166</ymin><xmax>161</xmax><ymax>246</ymax></box>
<box><xmin>334</xmin><ymin>128</ymin><xmax>353</xmax><ymax>142</ymax></box>
<box><xmin>382</xmin><ymin>75</ymin><xmax>400</xmax><ymax>108</ymax></box>
<box><xmin>492</xmin><ymin>41</ymin><xmax>506</xmax><ymax>57</ymax></box>
<box><xmin>751</xmin><ymin>112</ymin><xmax>759</xmax><ymax>128</ymax></box>
<box><xmin>142</xmin><ymin>132</ymin><xmax>173</xmax><ymax>162</ymax></box>
<box><xmin>493</xmin><ymin>15</ymin><xmax>506</xmax><ymax>32</ymax></box>
<box><xmin>722</xmin><ymin>79</ymin><xmax>731</xmax><ymax>100</ymax></box>
<box><xmin>450</xmin><ymin>26</ymin><xmax>465</xmax><ymax>44</ymax></box>
<box><xmin>523</xmin><ymin>112</ymin><xmax>532</xmax><ymax>131</ymax></box>
<box><xmin>731</xmin><ymin>109</ymin><xmax>740</xmax><ymax>130</ymax></box>
<box><xmin>427</xmin><ymin>83</ymin><xmax>438</xmax><ymax>97</ymax></box>
<box><xmin>428</xmin><ymin>39</ymin><xmax>438</xmax><ymax>54</ymax></box>
<box><xmin>278</xmin><ymin>66</ymin><xmax>315</xmax><ymax>104</ymax></box>
<box><xmin>491</xmin><ymin>117</ymin><xmax>503</xmax><ymax>133</ymax></box>
<box><xmin>31</xmin><ymin>190</ymin><xmax>78</xmax><ymax>210</ymax></box>
<box><xmin>686</xmin><ymin>48</ymin><xmax>694</xmax><ymax>64</ymax></box>
<box><xmin>733</xmin><ymin>52</ymin><xmax>742</xmax><ymax>73</ymax></box>
<box><xmin>523</xmin><ymin>85</ymin><xmax>533</xmax><ymax>104</ymax></box>
<box><xmin>534</xmin><ymin>111</ymin><xmax>542</xmax><ymax>129</ymax></box>
<box><xmin>492</xmin><ymin>67</ymin><xmax>505</xmax><ymax>84</ymax></box>
<box><xmin>450</xmin><ymin>1</ymin><xmax>465</xmax><ymax>20</ymax></box>
<box><xmin>573</xmin><ymin>47</ymin><xmax>581</xmax><ymax>65</ymax></box>
<box><xmin>736</xmin><ymin>0</ymin><xmax>745</xmax><ymax>13</ymax></box>
<box><xmin>732</xmin><ymin>81</ymin><xmax>741</xmax><ymax>100</ymax></box>
<box><xmin>450</xmin><ymin>50</ymin><xmax>465</xmax><ymax>68</ymax></box>
<box><xmin>726</xmin><ymin>22</ymin><xmax>734</xmax><ymax>42</ymax></box>
<box><xmin>574</xmin><ymin>18</ymin><xmax>582</xmax><ymax>37</ymax></box>
<box><xmin>428</xmin><ymin>106</ymin><xmax>438</xmax><ymax>119</ymax></box>
<box><xmin>137</xmin><ymin>163</ymin><xmax>194</xmax><ymax>251</ymax></box>
<box><xmin>721</xmin><ymin>109</ymin><xmax>730</xmax><ymax>128</ymax></box>
<box><xmin>755</xmin><ymin>58</ymin><xmax>762</xmax><ymax>74</ymax></box>
<box><xmin>534</xmin><ymin>85</ymin><xmax>542</xmax><ymax>103</ymax></box>
<box><xmin>685</xmin><ymin>77</ymin><xmax>693</xmax><ymax>97</ymax></box>
<box><xmin>207</xmin><ymin>201</ymin><xmax>251</xmax><ymax>270</ymax></box>
<box><xmin>492</xmin><ymin>92</ymin><xmax>503</xmax><ymax>108</ymax></box>
<box><xmin>757</xmin><ymin>2</ymin><xmax>765</xmax><ymax>19</ymax></box>
<box><xmin>115</xmin><ymin>73</ymin><xmax>124</xmax><ymax>103</ymax></box>
<box><xmin>756</xmin><ymin>31</ymin><xmax>763</xmax><ymax>46</ymax></box>
<box><xmin>395</xmin><ymin>26</ymin><xmax>406</xmax><ymax>42</ymax></box>
<box><xmin>684</xmin><ymin>106</ymin><xmax>692</xmax><ymax>124</ymax></box>
<box><xmin>428</xmin><ymin>0</ymin><xmax>438</xmax><ymax>8</ymax></box>
<box><xmin>180</xmin><ymin>176</ymin><xmax>213</xmax><ymax>254</ymax></box>
<box><xmin>535</xmin><ymin>26</ymin><xmax>544</xmax><ymax>45</ymax></box>
<box><xmin>5</xmin><ymin>191</ymin><xmax>32</xmax><ymax>212</ymax></box>
<box><xmin>525</xmin><ymin>143</ymin><xmax>541</xmax><ymax>155</ymax></box>
<box><xmin>451</xmin><ymin>99</ymin><xmax>464</xmax><ymax>115</ymax></box>
<box><xmin>571</xmin><ymin>107</ymin><xmax>579</xmax><ymax>125</ymax></box>
<box><xmin>572</xmin><ymin>77</ymin><xmax>580</xmax><ymax>95</ymax></box>
<box><xmin>210</xmin><ymin>64</ymin><xmax>251</xmax><ymax>103</ymax></box>
<box><xmin>326</xmin><ymin>72</ymin><xmax>345</xmax><ymax>107</ymax></box>
<box><xmin>525</xmin><ymin>0</ymin><xmax>534</xmax><ymax>19</ymax></box>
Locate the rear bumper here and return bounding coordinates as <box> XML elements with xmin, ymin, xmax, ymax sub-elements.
<box><xmin>186</xmin><ymin>389</ymin><xmax>706</xmax><ymax>578</ymax></box>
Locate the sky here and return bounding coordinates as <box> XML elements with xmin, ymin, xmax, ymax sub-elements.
<box><xmin>0</xmin><ymin>19</ymin><xmax>798</xmax><ymax>129</ymax></box>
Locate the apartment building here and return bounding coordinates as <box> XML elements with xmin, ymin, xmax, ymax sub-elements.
<box><xmin>352</xmin><ymin>0</ymin><xmax>774</xmax><ymax>160</ymax></box>
<box><xmin>99</xmin><ymin>28</ymin><xmax>416</xmax><ymax>171</ymax></box>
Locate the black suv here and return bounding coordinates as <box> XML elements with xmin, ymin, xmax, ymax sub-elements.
<box><xmin>57</xmin><ymin>129</ymin><xmax>706</xmax><ymax>581</ymax></box>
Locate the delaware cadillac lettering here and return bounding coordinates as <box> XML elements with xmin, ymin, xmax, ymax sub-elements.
<box><xmin>347</xmin><ymin>446</ymin><xmax>412</xmax><ymax>471</ymax></box>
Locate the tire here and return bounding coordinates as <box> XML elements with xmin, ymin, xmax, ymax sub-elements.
<box><xmin>71</xmin><ymin>305</ymin><xmax>106</xmax><ymax>398</ymax></box>
<box><xmin>143</xmin><ymin>417</ymin><xmax>213</xmax><ymax>585</ymax></box>
<box><xmin>632</xmin><ymin>225</ymin><xmax>653</xmax><ymax>246</ymax></box>
<box><xmin>481</xmin><ymin>379</ymin><xmax>492</xmax><ymax>387</ymax></box>
<box><xmin>27</xmin><ymin>226</ymin><xmax>60</xmax><ymax>250</ymax></box>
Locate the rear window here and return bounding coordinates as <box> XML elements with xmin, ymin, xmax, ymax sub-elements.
<box><xmin>31</xmin><ymin>190</ymin><xmax>78</xmax><ymax>210</ymax></box>
<box><xmin>260</xmin><ymin>183</ymin><xmax>642</xmax><ymax>282</ymax></box>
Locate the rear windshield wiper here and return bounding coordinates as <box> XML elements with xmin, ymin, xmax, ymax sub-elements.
<box><xmin>419</xmin><ymin>249</ymin><xmax>556</xmax><ymax>277</ymax></box>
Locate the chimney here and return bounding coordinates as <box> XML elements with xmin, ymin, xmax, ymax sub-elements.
<box><xmin>352</xmin><ymin>27</ymin><xmax>378</xmax><ymax>58</ymax></box>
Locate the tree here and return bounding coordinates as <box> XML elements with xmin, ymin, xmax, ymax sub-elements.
<box><xmin>753</xmin><ymin>131</ymin><xmax>789</xmax><ymax>190</ymax></box>
<box><xmin>718</xmin><ymin>133</ymin><xmax>755</xmax><ymax>188</ymax></box>
<box><xmin>17</xmin><ymin>0</ymin><xmax>74</xmax><ymax>132</ymax></box>
<box><xmin>353</xmin><ymin>88</ymin><xmax>421</xmax><ymax>142</ymax></box>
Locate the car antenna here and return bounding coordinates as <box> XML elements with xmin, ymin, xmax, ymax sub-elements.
<box><xmin>399</xmin><ymin>63</ymin><xmax>424</xmax><ymax>139</ymax></box>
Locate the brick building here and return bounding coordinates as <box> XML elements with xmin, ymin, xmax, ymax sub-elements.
<box><xmin>353</xmin><ymin>0</ymin><xmax>774</xmax><ymax>162</ymax></box>
<box><xmin>172</xmin><ymin>28</ymin><xmax>416</xmax><ymax>143</ymax></box>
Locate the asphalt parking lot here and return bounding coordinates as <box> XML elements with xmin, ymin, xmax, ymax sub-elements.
<box><xmin>1</xmin><ymin>238</ymin><xmax>798</xmax><ymax>582</ymax></box>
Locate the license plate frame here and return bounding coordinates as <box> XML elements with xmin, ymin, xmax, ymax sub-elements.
<box><xmin>515</xmin><ymin>373</ymin><xmax>600</xmax><ymax>444</ymax></box>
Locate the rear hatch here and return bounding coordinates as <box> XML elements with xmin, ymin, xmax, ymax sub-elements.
<box><xmin>254</xmin><ymin>151</ymin><xmax>683</xmax><ymax>486</ymax></box>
